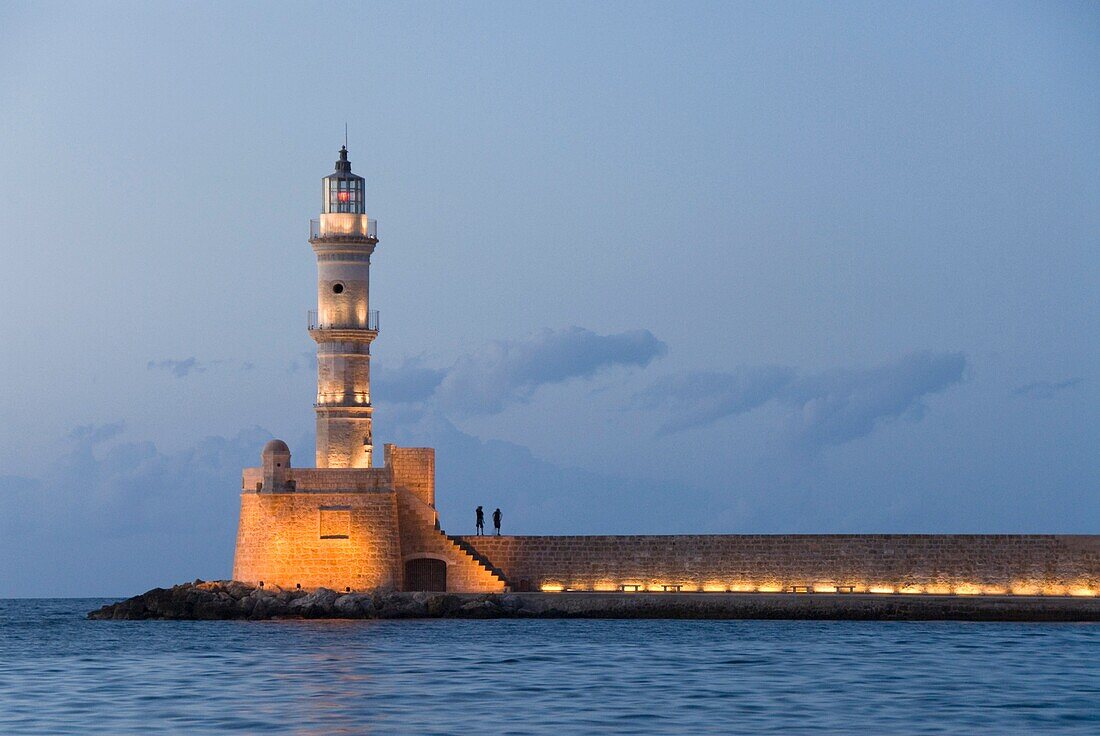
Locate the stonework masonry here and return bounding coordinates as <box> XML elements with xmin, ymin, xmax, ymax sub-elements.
<box><xmin>234</xmin><ymin>443</ymin><xmax>505</xmax><ymax>593</ymax></box>
<box><xmin>310</xmin><ymin>147</ymin><xmax>378</xmax><ymax>469</ymax></box>
<box><xmin>458</xmin><ymin>535</ymin><xmax>1100</xmax><ymax>595</ymax></box>
<box><xmin>234</xmin><ymin>491</ymin><xmax>402</xmax><ymax>591</ymax></box>
<box><xmin>387</xmin><ymin>446</ymin><xmax>435</xmax><ymax>507</ymax></box>
<box><xmin>234</xmin><ymin>437</ymin><xmax>1100</xmax><ymax>596</ymax></box>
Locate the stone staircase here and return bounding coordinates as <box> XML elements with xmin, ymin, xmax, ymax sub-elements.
<box><xmin>396</xmin><ymin>489</ymin><xmax>509</xmax><ymax>592</ymax></box>
<box><xmin>447</xmin><ymin>534</ymin><xmax>510</xmax><ymax>590</ymax></box>
<box><xmin>396</xmin><ymin>486</ymin><xmax>440</xmax><ymax>529</ymax></box>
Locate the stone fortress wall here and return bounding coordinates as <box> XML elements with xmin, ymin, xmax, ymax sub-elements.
<box><xmin>233</xmin><ymin>443</ymin><xmax>1100</xmax><ymax>597</ymax></box>
<box><xmin>234</xmin><ymin>491</ymin><xmax>402</xmax><ymax>591</ymax></box>
<box><xmin>233</xmin><ymin>444</ymin><xmax>506</xmax><ymax>593</ymax></box>
<box><xmin>460</xmin><ymin>534</ymin><xmax>1100</xmax><ymax>596</ymax></box>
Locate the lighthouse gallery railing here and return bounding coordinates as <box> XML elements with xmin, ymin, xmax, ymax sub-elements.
<box><xmin>308</xmin><ymin>310</ymin><xmax>380</xmax><ymax>332</ymax></box>
<box><xmin>310</xmin><ymin>218</ymin><xmax>377</xmax><ymax>241</ymax></box>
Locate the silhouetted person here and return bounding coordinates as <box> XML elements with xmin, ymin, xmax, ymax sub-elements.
<box><xmin>475</xmin><ymin>506</ymin><xmax>485</xmax><ymax>536</ymax></box>
<box><xmin>493</xmin><ymin>508</ymin><xmax>502</xmax><ymax>536</ymax></box>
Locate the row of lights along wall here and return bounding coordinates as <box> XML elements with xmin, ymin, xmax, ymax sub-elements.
<box><xmin>537</xmin><ymin>582</ymin><xmax>1098</xmax><ymax>596</ymax></box>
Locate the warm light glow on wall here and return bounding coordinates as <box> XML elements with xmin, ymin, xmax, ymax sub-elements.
<box><xmin>1009</xmin><ymin>582</ymin><xmax>1042</xmax><ymax>595</ymax></box>
<box><xmin>519</xmin><ymin>580</ymin><xmax>1100</xmax><ymax>595</ymax></box>
<box><xmin>512</xmin><ymin>579</ymin><xmax>1098</xmax><ymax>597</ymax></box>
<box><xmin>320</xmin><ymin>213</ymin><xmax>369</xmax><ymax>237</ymax></box>
<box><xmin>234</xmin><ymin>494</ymin><xmax>397</xmax><ymax>591</ymax></box>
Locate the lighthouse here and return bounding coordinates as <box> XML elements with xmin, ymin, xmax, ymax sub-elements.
<box><xmin>233</xmin><ymin>145</ymin><xmax>509</xmax><ymax>594</ymax></box>
<box><xmin>308</xmin><ymin>146</ymin><xmax>379</xmax><ymax>468</ymax></box>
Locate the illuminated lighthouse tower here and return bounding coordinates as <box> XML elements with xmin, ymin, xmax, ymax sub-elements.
<box><xmin>308</xmin><ymin>146</ymin><xmax>380</xmax><ymax>468</ymax></box>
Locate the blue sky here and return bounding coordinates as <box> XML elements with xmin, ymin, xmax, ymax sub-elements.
<box><xmin>1</xmin><ymin>2</ymin><xmax>1098</xmax><ymax>596</ymax></box>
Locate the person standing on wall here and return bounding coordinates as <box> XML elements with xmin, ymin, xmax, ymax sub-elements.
<box><xmin>493</xmin><ymin>508</ymin><xmax>502</xmax><ymax>536</ymax></box>
<box><xmin>475</xmin><ymin>506</ymin><xmax>485</xmax><ymax>536</ymax></box>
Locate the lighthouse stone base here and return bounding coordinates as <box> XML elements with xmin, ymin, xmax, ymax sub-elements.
<box><xmin>232</xmin><ymin>443</ymin><xmax>507</xmax><ymax>593</ymax></box>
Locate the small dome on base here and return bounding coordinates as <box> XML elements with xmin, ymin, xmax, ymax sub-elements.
<box><xmin>262</xmin><ymin>439</ymin><xmax>291</xmax><ymax>456</ymax></box>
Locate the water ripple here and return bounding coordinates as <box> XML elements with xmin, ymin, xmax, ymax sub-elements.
<box><xmin>0</xmin><ymin>600</ymin><xmax>1098</xmax><ymax>734</ymax></box>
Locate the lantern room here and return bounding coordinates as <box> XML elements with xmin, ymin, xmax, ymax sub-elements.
<box><xmin>313</xmin><ymin>145</ymin><xmax>376</xmax><ymax>242</ymax></box>
<box><xmin>323</xmin><ymin>146</ymin><xmax>365</xmax><ymax>215</ymax></box>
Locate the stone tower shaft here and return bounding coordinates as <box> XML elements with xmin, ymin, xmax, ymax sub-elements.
<box><xmin>309</xmin><ymin>146</ymin><xmax>379</xmax><ymax>468</ymax></box>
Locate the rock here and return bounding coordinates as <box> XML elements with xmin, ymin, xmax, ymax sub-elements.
<box><xmin>287</xmin><ymin>587</ymin><xmax>339</xmax><ymax>618</ymax></box>
<box><xmin>235</xmin><ymin>594</ymin><xmax>257</xmax><ymax>617</ymax></box>
<box><xmin>374</xmin><ymin>591</ymin><xmax>417</xmax><ymax>618</ymax></box>
<box><xmin>499</xmin><ymin>594</ymin><xmax>524</xmax><ymax>613</ymax></box>
<box><xmin>423</xmin><ymin>593</ymin><xmax>447</xmax><ymax>616</ymax></box>
<box><xmin>249</xmin><ymin>592</ymin><xmax>289</xmax><ymax>620</ymax></box>
<box><xmin>458</xmin><ymin>598</ymin><xmax>503</xmax><ymax>618</ymax></box>
<box><xmin>87</xmin><ymin>584</ymin><xmax>1100</xmax><ymax>622</ymax></box>
<box><xmin>334</xmin><ymin>594</ymin><xmax>372</xmax><ymax>617</ymax></box>
<box><xmin>225</xmin><ymin>581</ymin><xmax>253</xmax><ymax>600</ymax></box>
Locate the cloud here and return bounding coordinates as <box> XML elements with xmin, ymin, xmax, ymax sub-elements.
<box><xmin>379</xmin><ymin>327</ymin><xmax>667</xmax><ymax>416</ymax></box>
<box><xmin>639</xmin><ymin>366</ymin><xmax>796</xmax><ymax>433</ymax></box>
<box><xmin>374</xmin><ymin>357</ymin><xmax>446</xmax><ymax>404</ymax></box>
<box><xmin>0</xmin><ymin>415</ymin><xmax>721</xmax><ymax>596</ymax></box>
<box><xmin>147</xmin><ymin>357</ymin><xmax>208</xmax><ymax>378</ymax></box>
<box><xmin>640</xmin><ymin>351</ymin><xmax>966</xmax><ymax>448</ymax></box>
<box><xmin>0</xmin><ymin>423</ymin><xmax>271</xmax><ymax>597</ymax></box>
<box><xmin>1014</xmin><ymin>378</ymin><xmax>1082</xmax><ymax>400</ymax></box>
<box><xmin>783</xmin><ymin>351</ymin><xmax>966</xmax><ymax>449</ymax></box>
<box><xmin>286</xmin><ymin>351</ymin><xmax>317</xmax><ymax>375</ymax></box>
<box><xmin>68</xmin><ymin>420</ymin><xmax>126</xmax><ymax>444</ymax></box>
<box><xmin>379</xmin><ymin>409</ymin><xmax>718</xmax><ymax>536</ymax></box>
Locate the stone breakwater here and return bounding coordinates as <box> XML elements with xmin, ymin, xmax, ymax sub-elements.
<box><xmin>88</xmin><ymin>581</ymin><xmax>1100</xmax><ymax>622</ymax></box>
<box><xmin>458</xmin><ymin>534</ymin><xmax>1100</xmax><ymax>596</ymax></box>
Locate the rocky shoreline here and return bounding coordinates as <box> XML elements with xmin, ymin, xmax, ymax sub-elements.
<box><xmin>88</xmin><ymin>581</ymin><xmax>1100</xmax><ymax>621</ymax></box>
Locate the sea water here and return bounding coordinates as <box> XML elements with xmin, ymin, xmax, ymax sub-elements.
<box><xmin>0</xmin><ymin>599</ymin><xmax>1097</xmax><ymax>734</ymax></box>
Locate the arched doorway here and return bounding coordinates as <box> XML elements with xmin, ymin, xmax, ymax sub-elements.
<box><xmin>404</xmin><ymin>558</ymin><xmax>447</xmax><ymax>591</ymax></box>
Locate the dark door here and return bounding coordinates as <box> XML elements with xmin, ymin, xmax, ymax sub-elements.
<box><xmin>404</xmin><ymin>558</ymin><xmax>447</xmax><ymax>591</ymax></box>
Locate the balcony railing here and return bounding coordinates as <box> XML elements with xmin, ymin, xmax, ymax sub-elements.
<box><xmin>308</xmin><ymin>309</ymin><xmax>380</xmax><ymax>332</ymax></box>
<box><xmin>310</xmin><ymin>218</ymin><xmax>377</xmax><ymax>241</ymax></box>
<box><xmin>315</xmin><ymin>391</ymin><xmax>371</xmax><ymax>407</ymax></box>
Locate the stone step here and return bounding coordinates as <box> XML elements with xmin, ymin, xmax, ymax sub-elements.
<box><xmin>443</xmin><ymin>536</ymin><xmax>506</xmax><ymax>587</ymax></box>
<box><xmin>447</xmin><ymin>535</ymin><xmax>509</xmax><ymax>586</ymax></box>
<box><xmin>451</xmin><ymin>543</ymin><xmax>505</xmax><ymax>582</ymax></box>
<box><xmin>394</xmin><ymin>488</ymin><xmax>506</xmax><ymax>592</ymax></box>
<box><xmin>396</xmin><ymin>490</ymin><xmax>439</xmax><ymax>527</ymax></box>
